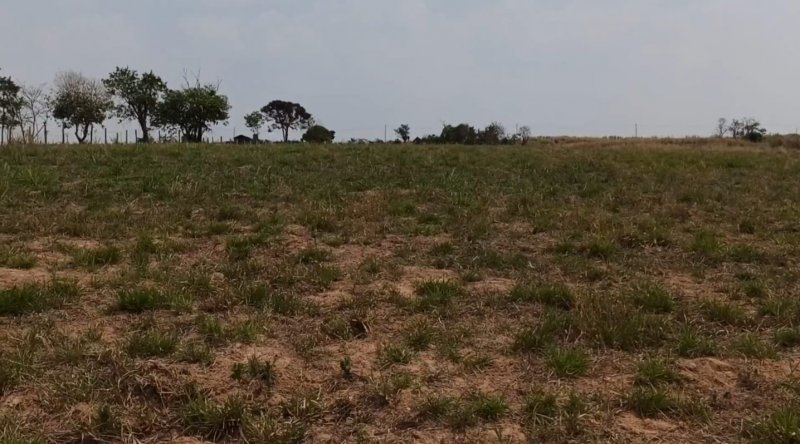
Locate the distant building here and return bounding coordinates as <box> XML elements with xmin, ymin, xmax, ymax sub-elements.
<box><xmin>233</xmin><ymin>134</ymin><xmax>253</xmax><ymax>144</ymax></box>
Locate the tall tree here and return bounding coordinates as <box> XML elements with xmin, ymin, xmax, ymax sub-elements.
<box><xmin>51</xmin><ymin>72</ymin><xmax>111</xmax><ymax>144</ymax></box>
<box><xmin>154</xmin><ymin>84</ymin><xmax>230</xmax><ymax>142</ymax></box>
<box><xmin>103</xmin><ymin>67</ymin><xmax>167</xmax><ymax>142</ymax></box>
<box><xmin>244</xmin><ymin>111</ymin><xmax>265</xmax><ymax>138</ymax></box>
<box><xmin>518</xmin><ymin>126</ymin><xmax>532</xmax><ymax>144</ymax></box>
<box><xmin>260</xmin><ymin>100</ymin><xmax>313</xmax><ymax>143</ymax></box>
<box><xmin>395</xmin><ymin>124</ymin><xmax>411</xmax><ymax>143</ymax></box>
<box><xmin>0</xmin><ymin>71</ymin><xmax>22</xmax><ymax>143</ymax></box>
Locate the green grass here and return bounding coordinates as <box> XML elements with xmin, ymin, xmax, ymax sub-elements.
<box><xmin>71</xmin><ymin>245</ymin><xmax>122</xmax><ymax>268</ymax></box>
<box><xmin>746</xmin><ymin>406</ymin><xmax>800</xmax><ymax>443</ymax></box>
<box><xmin>116</xmin><ymin>288</ymin><xmax>190</xmax><ymax>313</ymax></box>
<box><xmin>231</xmin><ymin>355</ymin><xmax>277</xmax><ymax>386</ymax></box>
<box><xmin>546</xmin><ymin>347</ymin><xmax>590</xmax><ymax>378</ymax></box>
<box><xmin>413</xmin><ymin>281</ymin><xmax>463</xmax><ymax>312</ymax></box>
<box><xmin>627</xmin><ymin>387</ymin><xmax>710</xmax><ymax>421</ymax></box>
<box><xmin>629</xmin><ymin>281</ymin><xmax>675</xmax><ymax>314</ymax></box>
<box><xmin>183</xmin><ymin>394</ymin><xmax>247</xmax><ymax>440</ymax></box>
<box><xmin>0</xmin><ymin>247</ymin><xmax>36</xmax><ymax>269</ymax></box>
<box><xmin>512</xmin><ymin>310</ymin><xmax>571</xmax><ymax>354</ymax></box>
<box><xmin>125</xmin><ymin>330</ymin><xmax>179</xmax><ymax>358</ymax></box>
<box><xmin>635</xmin><ymin>358</ymin><xmax>683</xmax><ymax>386</ymax></box>
<box><xmin>509</xmin><ymin>282</ymin><xmax>575</xmax><ymax>310</ymax></box>
<box><xmin>0</xmin><ymin>281</ymin><xmax>79</xmax><ymax>316</ymax></box>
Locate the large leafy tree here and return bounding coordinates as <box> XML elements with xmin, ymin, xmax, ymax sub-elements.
<box><xmin>0</xmin><ymin>71</ymin><xmax>22</xmax><ymax>142</ymax></box>
<box><xmin>154</xmin><ymin>84</ymin><xmax>230</xmax><ymax>142</ymax></box>
<box><xmin>51</xmin><ymin>72</ymin><xmax>112</xmax><ymax>144</ymax></box>
<box><xmin>103</xmin><ymin>67</ymin><xmax>167</xmax><ymax>142</ymax></box>
<box><xmin>260</xmin><ymin>100</ymin><xmax>313</xmax><ymax>143</ymax></box>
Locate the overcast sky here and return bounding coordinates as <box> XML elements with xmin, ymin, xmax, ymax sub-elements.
<box><xmin>2</xmin><ymin>0</ymin><xmax>799</xmax><ymax>140</ymax></box>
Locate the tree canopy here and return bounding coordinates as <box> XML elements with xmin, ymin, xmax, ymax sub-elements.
<box><xmin>154</xmin><ymin>85</ymin><xmax>230</xmax><ymax>142</ymax></box>
<box><xmin>244</xmin><ymin>111</ymin><xmax>265</xmax><ymax>138</ymax></box>
<box><xmin>395</xmin><ymin>124</ymin><xmax>411</xmax><ymax>143</ymax></box>
<box><xmin>302</xmin><ymin>125</ymin><xmax>335</xmax><ymax>143</ymax></box>
<box><xmin>260</xmin><ymin>100</ymin><xmax>313</xmax><ymax>143</ymax></box>
<box><xmin>51</xmin><ymin>71</ymin><xmax>112</xmax><ymax>144</ymax></box>
<box><xmin>104</xmin><ymin>67</ymin><xmax>167</xmax><ymax>142</ymax></box>
<box><xmin>0</xmin><ymin>71</ymin><xmax>22</xmax><ymax>140</ymax></box>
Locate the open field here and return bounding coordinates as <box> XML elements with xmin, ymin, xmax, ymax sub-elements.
<box><xmin>2</xmin><ymin>140</ymin><xmax>800</xmax><ymax>443</ymax></box>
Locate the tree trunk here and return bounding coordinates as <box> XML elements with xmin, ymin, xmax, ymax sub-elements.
<box><xmin>282</xmin><ymin>126</ymin><xmax>289</xmax><ymax>143</ymax></box>
<box><xmin>138</xmin><ymin>117</ymin><xmax>150</xmax><ymax>143</ymax></box>
<box><xmin>75</xmin><ymin>124</ymin><xmax>89</xmax><ymax>144</ymax></box>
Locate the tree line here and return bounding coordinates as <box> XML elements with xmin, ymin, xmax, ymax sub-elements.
<box><xmin>0</xmin><ymin>67</ymin><xmax>336</xmax><ymax>144</ymax></box>
<box><xmin>0</xmin><ymin>67</ymin><xmax>780</xmax><ymax>145</ymax></box>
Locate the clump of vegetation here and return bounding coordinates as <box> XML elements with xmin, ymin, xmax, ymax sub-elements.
<box><xmin>413</xmin><ymin>281</ymin><xmax>463</xmax><ymax>312</ymax></box>
<box><xmin>509</xmin><ymin>282</ymin><xmax>575</xmax><ymax>310</ymax></box>
<box><xmin>0</xmin><ymin>281</ymin><xmax>79</xmax><ymax>316</ymax></box>
<box><xmin>231</xmin><ymin>355</ymin><xmax>277</xmax><ymax>386</ymax></box>
<box><xmin>125</xmin><ymin>330</ymin><xmax>179</xmax><ymax>358</ymax></box>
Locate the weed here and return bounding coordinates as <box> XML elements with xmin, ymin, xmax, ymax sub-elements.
<box><xmin>377</xmin><ymin>343</ymin><xmax>415</xmax><ymax>368</ymax></box>
<box><xmin>71</xmin><ymin>245</ymin><xmax>121</xmax><ymax>268</ymax></box>
<box><xmin>627</xmin><ymin>387</ymin><xmax>710</xmax><ymax>421</ymax></box>
<box><xmin>0</xmin><ymin>246</ymin><xmax>36</xmax><ymax>269</ymax></box>
<box><xmin>775</xmin><ymin>328</ymin><xmax>800</xmax><ymax>348</ymax></box>
<box><xmin>700</xmin><ymin>300</ymin><xmax>749</xmax><ymax>326</ymax></box>
<box><xmin>746</xmin><ymin>406</ymin><xmax>800</xmax><ymax>444</ymax></box>
<box><xmin>731</xmin><ymin>334</ymin><xmax>777</xmax><ymax>359</ymax></box>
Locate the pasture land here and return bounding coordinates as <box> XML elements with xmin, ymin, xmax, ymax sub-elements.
<box><xmin>1</xmin><ymin>140</ymin><xmax>800</xmax><ymax>443</ymax></box>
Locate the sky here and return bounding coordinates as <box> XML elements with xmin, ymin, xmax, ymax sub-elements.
<box><xmin>1</xmin><ymin>0</ymin><xmax>799</xmax><ymax>141</ymax></box>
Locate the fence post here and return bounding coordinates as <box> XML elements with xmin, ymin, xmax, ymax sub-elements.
<box><xmin>104</xmin><ymin>127</ymin><xmax>108</xmax><ymax>144</ymax></box>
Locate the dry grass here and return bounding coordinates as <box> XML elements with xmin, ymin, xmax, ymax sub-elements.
<box><xmin>0</xmin><ymin>139</ymin><xmax>798</xmax><ymax>442</ymax></box>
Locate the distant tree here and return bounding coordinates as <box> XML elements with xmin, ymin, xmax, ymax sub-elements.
<box><xmin>154</xmin><ymin>84</ymin><xmax>230</xmax><ymax>142</ymax></box>
<box><xmin>480</xmin><ymin>122</ymin><xmax>506</xmax><ymax>144</ymax></box>
<box><xmin>302</xmin><ymin>125</ymin><xmax>335</xmax><ymax>143</ymax></box>
<box><xmin>714</xmin><ymin>118</ymin><xmax>728</xmax><ymax>138</ymax></box>
<box><xmin>741</xmin><ymin>118</ymin><xmax>766</xmax><ymax>142</ymax></box>
<box><xmin>260</xmin><ymin>100</ymin><xmax>313</xmax><ymax>143</ymax></box>
<box><xmin>103</xmin><ymin>67</ymin><xmax>167</xmax><ymax>142</ymax></box>
<box><xmin>244</xmin><ymin>111</ymin><xmax>265</xmax><ymax>138</ymax></box>
<box><xmin>518</xmin><ymin>125</ymin><xmax>532</xmax><ymax>144</ymax></box>
<box><xmin>19</xmin><ymin>84</ymin><xmax>50</xmax><ymax>143</ymax></box>
<box><xmin>395</xmin><ymin>124</ymin><xmax>411</xmax><ymax>143</ymax></box>
<box><xmin>727</xmin><ymin>117</ymin><xmax>766</xmax><ymax>142</ymax></box>
<box><xmin>51</xmin><ymin>72</ymin><xmax>112</xmax><ymax>144</ymax></box>
<box><xmin>440</xmin><ymin>123</ymin><xmax>478</xmax><ymax>144</ymax></box>
<box><xmin>0</xmin><ymin>71</ymin><xmax>22</xmax><ymax>142</ymax></box>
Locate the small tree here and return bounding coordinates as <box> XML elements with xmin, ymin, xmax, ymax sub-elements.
<box><xmin>0</xmin><ymin>71</ymin><xmax>22</xmax><ymax>142</ymax></box>
<box><xmin>518</xmin><ymin>126</ymin><xmax>532</xmax><ymax>145</ymax></box>
<box><xmin>51</xmin><ymin>72</ymin><xmax>112</xmax><ymax>144</ymax></box>
<box><xmin>395</xmin><ymin>124</ymin><xmax>411</xmax><ymax>143</ymax></box>
<box><xmin>103</xmin><ymin>67</ymin><xmax>167</xmax><ymax>142</ymax></box>
<box><xmin>19</xmin><ymin>84</ymin><xmax>49</xmax><ymax>143</ymax></box>
<box><xmin>441</xmin><ymin>123</ymin><xmax>478</xmax><ymax>144</ymax></box>
<box><xmin>244</xmin><ymin>111</ymin><xmax>265</xmax><ymax>139</ymax></box>
<box><xmin>154</xmin><ymin>84</ymin><xmax>230</xmax><ymax>142</ymax></box>
<box><xmin>714</xmin><ymin>118</ymin><xmax>728</xmax><ymax>138</ymax></box>
<box><xmin>302</xmin><ymin>125</ymin><xmax>335</xmax><ymax>143</ymax></box>
<box><xmin>260</xmin><ymin>100</ymin><xmax>313</xmax><ymax>143</ymax></box>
